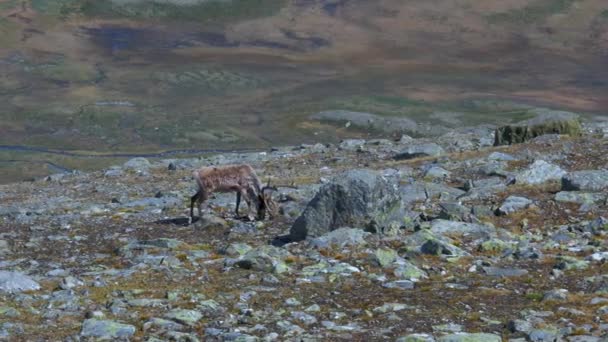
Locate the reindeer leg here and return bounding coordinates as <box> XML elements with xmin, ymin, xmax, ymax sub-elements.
<box><xmin>189</xmin><ymin>190</ymin><xmax>200</xmax><ymax>224</ymax></box>
<box><xmin>235</xmin><ymin>191</ymin><xmax>241</xmax><ymax>217</ymax></box>
<box><xmin>242</xmin><ymin>188</ymin><xmax>255</xmax><ymax>221</ymax></box>
<box><xmin>256</xmin><ymin>193</ymin><xmax>266</xmax><ymax>221</ymax></box>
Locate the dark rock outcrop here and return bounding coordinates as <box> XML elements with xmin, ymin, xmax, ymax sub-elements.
<box><xmin>494</xmin><ymin>110</ymin><xmax>582</xmax><ymax>146</ymax></box>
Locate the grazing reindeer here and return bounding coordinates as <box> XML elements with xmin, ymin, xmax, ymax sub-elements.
<box><xmin>189</xmin><ymin>164</ymin><xmax>277</xmax><ymax>224</ymax></box>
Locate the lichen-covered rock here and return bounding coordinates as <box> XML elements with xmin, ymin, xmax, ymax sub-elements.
<box><xmin>494</xmin><ymin>109</ymin><xmax>582</xmax><ymax>146</ymax></box>
<box><xmin>555</xmin><ymin>191</ymin><xmax>606</xmax><ymax>204</ymax></box>
<box><xmin>80</xmin><ymin>319</ymin><xmax>136</xmax><ymax>339</ymax></box>
<box><xmin>290</xmin><ymin>169</ymin><xmax>404</xmax><ymax>241</ymax></box>
<box><xmin>393</xmin><ymin>260</ymin><xmax>428</xmax><ymax>280</ymax></box>
<box><xmin>430</xmin><ymin>220</ymin><xmax>496</xmax><ymax>238</ymax></box>
<box><xmin>164</xmin><ymin>309</ymin><xmax>203</xmax><ymax>326</ymax></box>
<box><xmin>235</xmin><ymin>245</ymin><xmax>292</xmax><ymax>274</ymax></box>
<box><xmin>515</xmin><ymin>160</ymin><xmax>566</xmax><ymax>185</ymax></box>
<box><xmin>562</xmin><ymin>170</ymin><xmax>608</xmax><ymax>191</ymax></box>
<box><xmin>396</xmin><ymin>333</ymin><xmax>436</xmax><ymax>342</ymax></box>
<box><xmin>309</xmin><ymin>227</ymin><xmax>370</xmax><ymax>248</ymax></box>
<box><xmin>374</xmin><ymin>247</ymin><xmax>398</xmax><ymax>267</ymax></box>
<box><xmin>496</xmin><ymin>196</ymin><xmax>532</xmax><ymax>215</ymax></box>
<box><xmin>0</xmin><ymin>271</ymin><xmax>40</xmax><ymax>294</ymax></box>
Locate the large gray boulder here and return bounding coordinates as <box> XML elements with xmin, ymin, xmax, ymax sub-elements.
<box><xmin>494</xmin><ymin>109</ymin><xmax>582</xmax><ymax>146</ymax></box>
<box><xmin>562</xmin><ymin>170</ymin><xmax>608</xmax><ymax>191</ymax></box>
<box><xmin>289</xmin><ymin>169</ymin><xmax>404</xmax><ymax>241</ymax></box>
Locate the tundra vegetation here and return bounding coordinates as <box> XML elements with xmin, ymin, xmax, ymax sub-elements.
<box><xmin>1</xmin><ymin>112</ymin><xmax>608</xmax><ymax>340</ymax></box>
<box><xmin>1</xmin><ymin>0</ymin><xmax>608</xmax><ymax>183</ymax></box>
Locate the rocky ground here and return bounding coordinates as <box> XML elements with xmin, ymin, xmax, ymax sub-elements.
<box><xmin>1</xmin><ymin>115</ymin><xmax>608</xmax><ymax>341</ymax></box>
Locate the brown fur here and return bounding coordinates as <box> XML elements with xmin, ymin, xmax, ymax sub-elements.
<box><xmin>189</xmin><ymin>164</ymin><xmax>276</xmax><ymax>223</ymax></box>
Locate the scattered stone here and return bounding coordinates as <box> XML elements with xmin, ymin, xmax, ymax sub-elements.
<box><xmin>235</xmin><ymin>245</ymin><xmax>292</xmax><ymax>274</ymax></box>
<box><xmin>383</xmin><ymin>280</ymin><xmax>415</xmax><ymax>290</ymax></box>
<box><xmin>393</xmin><ymin>260</ymin><xmax>428</xmax><ymax>280</ymax></box>
<box><xmin>488</xmin><ymin>152</ymin><xmax>517</xmax><ymax>161</ymax></box>
<box><xmin>164</xmin><ymin>309</ymin><xmax>203</xmax><ymax>326</ymax></box>
<box><xmin>339</xmin><ymin>139</ymin><xmax>366</xmax><ymax>151</ymax></box>
<box><xmin>0</xmin><ymin>306</ymin><xmax>19</xmax><ymax>318</ymax></box>
<box><xmin>291</xmin><ymin>311</ymin><xmax>317</xmax><ymax>325</ymax></box>
<box><xmin>562</xmin><ymin>170</ymin><xmax>608</xmax><ymax>191</ymax></box>
<box><xmin>482</xmin><ymin>267</ymin><xmax>529</xmax><ymax>277</ymax></box>
<box><xmin>430</xmin><ymin>219</ymin><xmax>496</xmax><ymax>238</ymax></box>
<box><xmin>543</xmin><ymin>289</ymin><xmax>569</xmax><ymax>301</ymax></box>
<box><xmin>424</xmin><ymin>166</ymin><xmax>451</xmax><ymax>179</ymax></box>
<box><xmin>80</xmin><ymin>319</ymin><xmax>136</xmax><ymax>339</ymax></box>
<box><xmin>555</xmin><ymin>191</ymin><xmax>606</xmax><ymax>204</ymax></box>
<box><xmin>516</xmin><ymin>160</ymin><xmax>567</xmax><ymax>185</ymax></box>
<box><xmin>373</xmin><ymin>303</ymin><xmax>413</xmax><ymax>313</ymax></box>
<box><xmin>555</xmin><ymin>256</ymin><xmax>589</xmax><ymax>270</ymax></box>
<box><xmin>528</xmin><ymin>329</ymin><xmax>560</xmax><ymax>342</ymax></box>
<box><xmin>396</xmin><ymin>333</ymin><xmax>436</xmax><ymax>342</ymax></box>
<box><xmin>496</xmin><ymin>196</ymin><xmax>532</xmax><ymax>215</ymax></box>
<box><xmin>375</xmin><ymin>247</ymin><xmax>398</xmax><ymax>268</ymax></box>
<box><xmin>309</xmin><ymin>227</ymin><xmax>370</xmax><ymax>248</ymax></box>
<box><xmin>0</xmin><ymin>271</ymin><xmax>40</xmax><ymax>293</ymax></box>
<box><xmin>123</xmin><ymin>157</ymin><xmax>151</xmax><ymax>171</ymax></box>
<box><xmin>0</xmin><ymin>240</ymin><xmax>10</xmax><ymax>255</ymax></box>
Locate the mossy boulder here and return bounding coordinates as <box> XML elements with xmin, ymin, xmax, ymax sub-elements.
<box><xmin>494</xmin><ymin>109</ymin><xmax>582</xmax><ymax>146</ymax></box>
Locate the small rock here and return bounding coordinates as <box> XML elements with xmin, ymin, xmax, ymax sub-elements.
<box><xmin>528</xmin><ymin>329</ymin><xmax>559</xmax><ymax>342</ymax></box>
<box><xmin>291</xmin><ymin>311</ymin><xmax>317</xmax><ymax>325</ymax></box>
<box><xmin>543</xmin><ymin>289</ymin><xmax>569</xmax><ymax>301</ymax></box>
<box><xmin>396</xmin><ymin>333</ymin><xmax>436</xmax><ymax>342</ymax></box>
<box><xmin>425</xmin><ymin>166</ymin><xmax>451</xmax><ymax>179</ymax></box>
<box><xmin>164</xmin><ymin>309</ymin><xmax>203</xmax><ymax>326</ymax></box>
<box><xmin>496</xmin><ymin>196</ymin><xmax>532</xmax><ymax>215</ymax></box>
<box><xmin>555</xmin><ymin>191</ymin><xmax>606</xmax><ymax>205</ymax></box>
<box><xmin>309</xmin><ymin>227</ymin><xmax>370</xmax><ymax>248</ymax></box>
<box><xmin>482</xmin><ymin>267</ymin><xmax>529</xmax><ymax>277</ymax></box>
<box><xmin>507</xmin><ymin>319</ymin><xmax>533</xmax><ymax>333</ymax></box>
<box><xmin>123</xmin><ymin>157</ymin><xmax>151</xmax><ymax>171</ymax></box>
<box><xmin>383</xmin><ymin>280</ymin><xmax>415</xmax><ymax>290</ymax></box>
<box><xmin>375</xmin><ymin>247</ymin><xmax>398</xmax><ymax>268</ymax></box>
<box><xmin>80</xmin><ymin>319</ymin><xmax>136</xmax><ymax>339</ymax></box>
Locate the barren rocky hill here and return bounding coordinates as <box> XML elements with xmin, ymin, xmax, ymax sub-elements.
<box><xmin>1</xmin><ymin>114</ymin><xmax>608</xmax><ymax>340</ymax></box>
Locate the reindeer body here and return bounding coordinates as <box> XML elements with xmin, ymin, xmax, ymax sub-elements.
<box><xmin>190</xmin><ymin>164</ymin><xmax>273</xmax><ymax>223</ymax></box>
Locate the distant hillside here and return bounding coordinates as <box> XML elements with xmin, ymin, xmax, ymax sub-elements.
<box><xmin>0</xmin><ymin>0</ymin><xmax>607</xmax><ymax>182</ymax></box>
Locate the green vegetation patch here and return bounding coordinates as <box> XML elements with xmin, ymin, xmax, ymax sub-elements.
<box><xmin>77</xmin><ymin>0</ymin><xmax>286</xmax><ymax>22</ymax></box>
<box><xmin>30</xmin><ymin>0</ymin><xmax>82</xmax><ymax>16</ymax></box>
<box><xmin>601</xmin><ymin>10</ymin><xmax>608</xmax><ymax>19</ymax></box>
<box><xmin>487</xmin><ymin>0</ymin><xmax>577</xmax><ymax>25</ymax></box>
<box><xmin>153</xmin><ymin>68</ymin><xmax>263</xmax><ymax>93</ymax></box>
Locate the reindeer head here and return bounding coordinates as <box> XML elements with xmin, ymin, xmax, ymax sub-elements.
<box><xmin>257</xmin><ymin>179</ymin><xmax>278</xmax><ymax>220</ymax></box>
